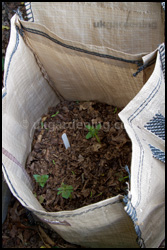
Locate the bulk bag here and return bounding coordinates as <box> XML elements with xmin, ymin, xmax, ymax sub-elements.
<box><xmin>2</xmin><ymin>2</ymin><xmax>165</xmax><ymax>248</ymax></box>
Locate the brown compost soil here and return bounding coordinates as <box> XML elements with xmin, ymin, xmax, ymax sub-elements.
<box><xmin>25</xmin><ymin>101</ymin><xmax>131</xmax><ymax>212</ymax></box>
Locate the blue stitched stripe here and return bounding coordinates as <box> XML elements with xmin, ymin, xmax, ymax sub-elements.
<box><xmin>123</xmin><ymin>199</ymin><xmax>146</xmax><ymax>247</ymax></box>
<box><xmin>144</xmin><ymin>113</ymin><xmax>165</xmax><ymax>141</ymax></box>
<box><xmin>158</xmin><ymin>44</ymin><xmax>165</xmax><ymax>79</ymax></box>
<box><xmin>2</xmin><ymin>163</ymin><xmax>28</xmax><ymax>206</ymax></box>
<box><xmin>149</xmin><ymin>144</ymin><xmax>165</xmax><ymax>163</ymax></box>
<box><xmin>124</xmin><ymin>44</ymin><xmax>164</xmax><ymax>246</ymax></box>
<box><xmin>24</xmin><ymin>2</ymin><xmax>34</xmax><ymax>22</ymax></box>
<box><xmin>13</xmin><ymin>7</ymin><xmax>24</xmax><ymax>20</ymax></box>
<box><xmin>2</xmin><ymin>91</ymin><xmax>7</xmax><ymax>99</ymax></box>
<box><xmin>125</xmin><ymin>165</ymin><xmax>131</xmax><ymax>180</ymax></box>
<box><xmin>3</xmin><ymin>26</ymin><xmax>20</xmax><ymax>96</ymax></box>
<box><xmin>123</xmin><ymin>196</ymin><xmax>146</xmax><ymax>247</ymax></box>
<box><xmin>123</xmin><ymin>198</ymin><xmax>146</xmax><ymax>247</ymax></box>
<box><xmin>127</xmin><ymin>75</ymin><xmax>162</xmax><ymax>210</ymax></box>
<box><xmin>128</xmin><ymin>77</ymin><xmax>162</xmax><ymax>123</ymax></box>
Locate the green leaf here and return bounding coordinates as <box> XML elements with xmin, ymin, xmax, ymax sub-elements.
<box><xmin>95</xmin><ymin>134</ymin><xmax>101</xmax><ymax>143</ymax></box>
<box><xmin>85</xmin><ymin>124</ymin><xmax>91</xmax><ymax>130</ymax></box>
<box><xmin>96</xmin><ymin>192</ymin><xmax>103</xmax><ymax>197</ymax></box>
<box><xmin>41</xmin><ymin>121</ymin><xmax>44</xmax><ymax>129</ymax></box>
<box><xmin>2</xmin><ymin>25</ymin><xmax>10</xmax><ymax>30</ymax></box>
<box><xmin>114</xmin><ymin>107</ymin><xmax>117</xmax><ymax>114</ymax></box>
<box><xmin>96</xmin><ymin>123</ymin><xmax>101</xmax><ymax>131</ymax></box>
<box><xmin>71</xmin><ymin>171</ymin><xmax>75</xmax><ymax>175</ymax></box>
<box><xmin>33</xmin><ymin>174</ymin><xmax>40</xmax><ymax>181</ymax></box>
<box><xmin>62</xmin><ymin>190</ymin><xmax>71</xmax><ymax>199</ymax></box>
<box><xmin>40</xmin><ymin>182</ymin><xmax>45</xmax><ymax>188</ymax></box>
<box><xmin>86</xmin><ymin>132</ymin><xmax>92</xmax><ymax>139</ymax></box>
<box><xmin>38</xmin><ymin>195</ymin><xmax>44</xmax><ymax>204</ymax></box>
<box><xmin>91</xmin><ymin>130</ymin><xmax>96</xmax><ymax>137</ymax></box>
<box><xmin>118</xmin><ymin>177</ymin><xmax>124</xmax><ymax>182</ymax></box>
<box><xmin>51</xmin><ymin>111</ymin><xmax>59</xmax><ymax>117</ymax></box>
<box><xmin>33</xmin><ymin>174</ymin><xmax>49</xmax><ymax>188</ymax></box>
<box><xmin>2</xmin><ymin>57</ymin><xmax>4</xmax><ymax>72</ymax></box>
<box><xmin>57</xmin><ymin>183</ymin><xmax>73</xmax><ymax>199</ymax></box>
<box><xmin>118</xmin><ymin>175</ymin><xmax>129</xmax><ymax>182</ymax></box>
<box><xmin>85</xmin><ymin>123</ymin><xmax>101</xmax><ymax>142</ymax></box>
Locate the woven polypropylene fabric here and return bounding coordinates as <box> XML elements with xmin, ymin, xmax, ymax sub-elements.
<box><xmin>2</xmin><ymin>3</ymin><xmax>165</xmax><ymax>247</ymax></box>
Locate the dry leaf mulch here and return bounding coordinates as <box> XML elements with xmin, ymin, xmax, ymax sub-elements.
<box><xmin>2</xmin><ymin>2</ymin><xmax>28</xmax><ymax>88</ymax></box>
<box><xmin>2</xmin><ymin>197</ymin><xmax>83</xmax><ymax>248</ymax></box>
<box><xmin>26</xmin><ymin>101</ymin><xmax>131</xmax><ymax>212</ymax></box>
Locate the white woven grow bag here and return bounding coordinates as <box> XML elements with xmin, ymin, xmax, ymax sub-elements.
<box><xmin>2</xmin><ymin>2</ymin><xmax>165</xmax><ymax>248</ymax></box>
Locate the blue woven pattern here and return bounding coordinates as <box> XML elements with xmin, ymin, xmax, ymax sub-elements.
<box><xmin>144</xmin><ymin>113</ymin><xmax>165</xmax><ymax>141</ymax></box>
<box><xmin>24</xmin><ymin>2</ymin><xmax>34</xmax><ymax>22</ymax></box>
<box><xmin>2</xmin><ymin>26</ymin><xmax>20</xmax><ymax>99</ymax></box>
<box><xmin>149</xmin><ymin>144</ymin><xmax>165</xmax><ymax>163</ymax></box>
<box><xmin>161</xmin><ymin>2</ymin><xmax>165</xmax><ymax>10</ymax></box>
<box><xmin>125</xmin><ymin>56</ymin><xmax>164</xmax><ymax>246</ymax></box>
<box><xmin>123</xmin><ymin>197</ymin><xmax>145</xmax><ymax>247</ymax></box>
<box><xmin>158</xmin><ymin>44</ymin><xmax>165</xmax><ymax>79</ymax></box>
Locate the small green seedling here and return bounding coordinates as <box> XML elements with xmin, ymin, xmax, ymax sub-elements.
<box><xmin>38</xmin><ymin>195</ymin><xmax>45</xmax><ymax>204</ymax></box>
<box><xmin>41</xmin><ymin>121</ymin><xmax>49</xmax><ymax>130</ymax></box>
<box><xmin>118</xmin><ymin>175</ymin><xmax>129</xmax><ymax>182</ymax></box>
<box><xmin>41</xmin><ymin>121</ymin><xmax>44</xmax><ymax>129</ymax></box>
<box><xmin>115</xmin><ymin>172</ymin><xmax>129</xmax><ymax>182</ymax></box>
<box><xmin>33</xmin><ymin>174</ymin><xmax>49</xmax><ymax>188</ymax></box>
<box><xmin>96</xmin><ymin>192</ymin><xmax>103</xmax><ymax>197</ymax></box>
<box><xmin>51</xmin><ymin>111</ymin><xmax>59</xmax><ymax>117</ymax></box>
<box><xmin>57</xmin><ymin>183</ymin><xmax>73</xmax><ymax>199</ymax></box>
<box><xmin>85</xmin><ymin>124</ymin><xmax>101</xmax><ymax>143</ymax></box>
<box><xmin>2</xmin><ymin>57</ymin><xmax>4</xmax><ymax>72</ymax></box>
<box><xmin>114</xmin><ymin>107</ymin><xmax>117</xmax><ymax>114</ymax></box>
<box><xmin>34</xmin><ymin>193</ymin><xmax>45</xmax><ymax>204</ymax></box>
